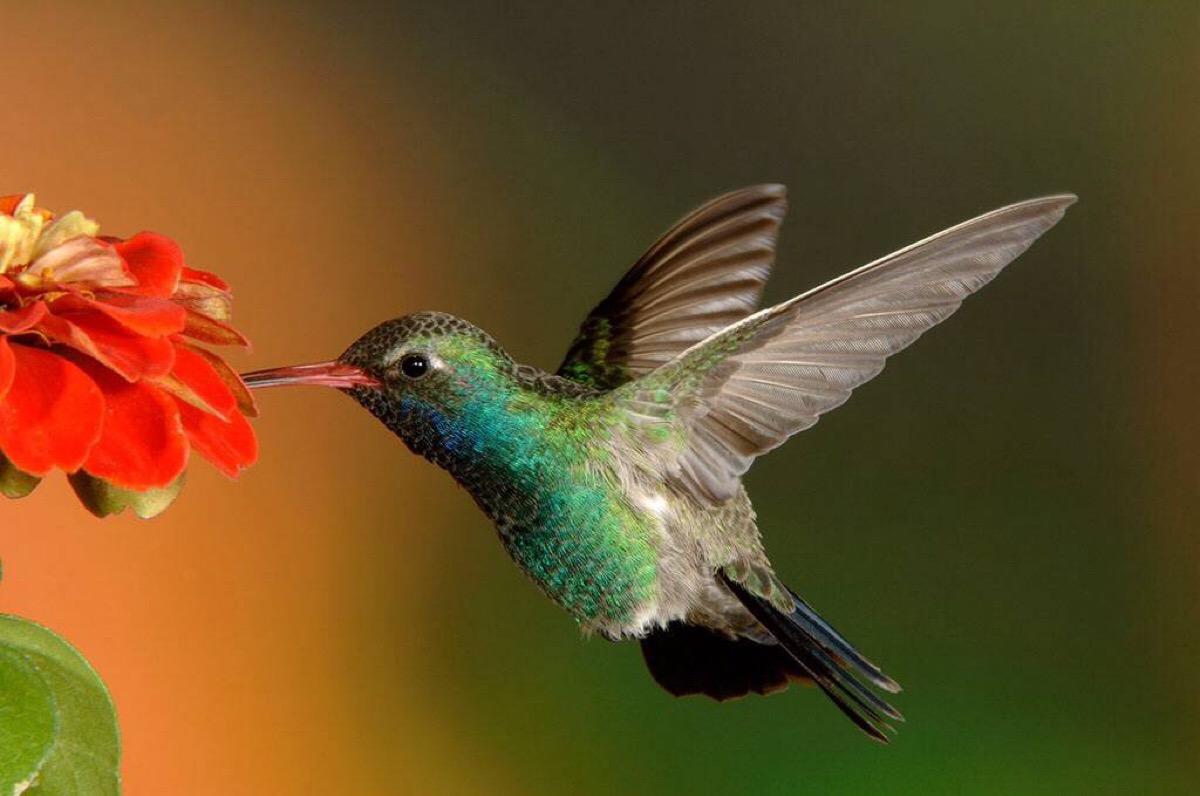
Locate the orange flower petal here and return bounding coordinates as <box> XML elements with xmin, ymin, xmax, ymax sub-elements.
<box><xmin>0</xmin><ymin>344</ymin><xmax>104</xmax><ymax>475</ymax></box>
<box><xmin>114</xmin><ymin>232</ymin><xmax>184</xmax><ymax>298</ymax></box>
<box><xmin>54</xmin><ymin>292</ymin><xmax>187</xmax><ymax>337</ymax></box>
<box><xmin>38</xmin><ymin>310</ymin><xmax>176</xmax><ymax>381</ymax></box>
<box><xmin>74</xmin><ymin>358</ymin><xmax>188</xmax><ymax>490</ymax></box>
<box><xmin>155</xmin><ymin>343</ymin><xmax>237</xmax><ymax>420</ymax></box>
<box><xmin>183</xmin><ymin>341</ymin><xmax>257</xmax><ymax>417</ymax></box>
<box><xmin>0</xmin><ymin>337</ymin><xmax>14</xmax><ymax>401</ymax></box>
<box><xmin>180</xmin><ymin>402</ymin><xmax>257</xmax><ymax>478</ymax></box>
<box><xmin>180</xmin><ymin>266</ymin><xmax>229</xmax><ymax>291</ymax></box>
<box><xmin>0</xmin><ymin>302</ymin><xmax>48</xmax><ymax>333</ymax></box>
<box><xmin>0</xmin><ymin>195</ymin><xmax>26</xmax><ymax>215</ymax></box>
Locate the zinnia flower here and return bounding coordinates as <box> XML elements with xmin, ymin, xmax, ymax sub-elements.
<box><xmin>0</xmin><ymin>194</ymin><xmax>257</xmax><ymax>517</ymax></box>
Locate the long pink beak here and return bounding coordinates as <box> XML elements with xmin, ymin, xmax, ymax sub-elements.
<box><xmin>240</xmin><ymin>361</ymin><xmax>379</xmax><ymax>390</ymax></box>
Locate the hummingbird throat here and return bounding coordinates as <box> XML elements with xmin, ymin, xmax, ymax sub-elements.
<box><xmin>350</xmin><ymin>369</ymin><xmax>660</xmax><ymax>628</ymax></box>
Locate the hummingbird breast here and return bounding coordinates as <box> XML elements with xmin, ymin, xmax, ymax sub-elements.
<box><xmin>480</xmin><ymin>442</ymin><xmax>760</xmax><ymax>640</ymax></box>
<box><xmin>492</xmin><ymin>473</ymin><xmax>662</xmax><ymax>630</ymax></box>
<box><xmin>353</xmin><ymin>360</ymin><xmax>761</xmax><ymax>637</ymax></box>
<box><xmin>363</xmin><ymin>375</ymin><xmax>665</xmax><ymax>629</ymax></box>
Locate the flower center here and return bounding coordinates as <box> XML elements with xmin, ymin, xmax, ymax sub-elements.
<box><xmin>0</xmin><ymin>195</ymin><xmax>130</xmax><ymax>294</ymax></box>
<box><xmin>0</xmin><ymin>194</ymin><xmax>100</xmax><ymax>276</ymax></box>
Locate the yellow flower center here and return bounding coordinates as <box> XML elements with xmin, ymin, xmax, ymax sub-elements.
<box><xmin>0</xmin><ymin>194</ymin><xmax>99</xmax><ymax>275</ymax></box>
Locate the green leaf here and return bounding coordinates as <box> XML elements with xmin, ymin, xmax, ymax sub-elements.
<box><xmin>0</xmin><ymin>615</ymin><xmax>121</xmax><ymax>795</ymax></box>
<box><xmin>67</xmin><ymin>471</ymin><xmax>184</xmax><ymax>519</ymax></box>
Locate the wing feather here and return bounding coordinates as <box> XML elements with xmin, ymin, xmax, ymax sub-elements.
<box><xmin>557</xmin><ymin>185</ymin><xmax>787</xmax><ymax>388</ymax></box>
<box><xmin>619</xmin><ymin>194</ymin><xmax>1076</xmax><ymax>503</ymax></box>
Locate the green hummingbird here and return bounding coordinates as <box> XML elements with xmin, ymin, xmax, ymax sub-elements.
<box><xmin>243</xmin><ymin>186</ymin><xmax>1074</xmax><ymax>741</ymax></box>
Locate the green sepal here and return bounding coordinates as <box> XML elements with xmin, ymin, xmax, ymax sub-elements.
<box><xmin>68</xmin><ymin>470</ymin><xmax>186</xmax><ymax>519</ymax></box>
<box><xmin>0</xmin><ymin>453</ymin><xmax>41</xmax><ymax>499</ymax></box>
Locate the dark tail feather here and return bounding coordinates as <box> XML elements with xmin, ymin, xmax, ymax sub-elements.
<box><xmin>720</xmin><ymin>574</ymin><xmax>903</xmax><ymax>743</ymax></box>
<box><xmin>787</xmin><ymin>588</ymin><xmax>901</xmax><ymax>694</ymax></box>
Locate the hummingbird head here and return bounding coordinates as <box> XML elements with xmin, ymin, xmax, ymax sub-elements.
<box><xmin>241</xmin><ymin>311</ymin><xmax>520</xmax><ymax>457</ymax></box>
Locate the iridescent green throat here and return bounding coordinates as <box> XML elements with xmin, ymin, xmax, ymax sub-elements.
<box><xmin>349</xmin><ymin>334</ymin><xmax>658</xmax><ymax>625</ymax></box>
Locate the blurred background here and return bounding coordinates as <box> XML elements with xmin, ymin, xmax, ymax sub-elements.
<box><xmin>2</xmin><ymin>1</ymin><xmax>1197</xmax><ymax>793</ymax></box>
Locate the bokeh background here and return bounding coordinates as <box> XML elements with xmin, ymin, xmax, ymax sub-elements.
<box><xmin>2</xmin><ymin>2</ymin><xmax>1197</xmax><ymax>793</ymax></box>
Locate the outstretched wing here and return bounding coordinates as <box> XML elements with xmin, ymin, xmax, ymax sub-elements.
<box><xmin>617</xmin><ymin>195</ymin><xmax>1076</xmax><ymax>503</ymax></box>
<box><xmin>557</xmin><ymin>185</ymin><xmax>787</xmax><ymax>390</ymax></box>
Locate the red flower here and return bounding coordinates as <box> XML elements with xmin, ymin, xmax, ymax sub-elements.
<box><xmin>0</xmin><ymin>193</ymin><xmax>257</xmax><ymax>517</ymax></box>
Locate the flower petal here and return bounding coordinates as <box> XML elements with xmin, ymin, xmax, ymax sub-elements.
<box><xmin>0</xmin><ymin>344</ymin><xmax>104</xmax><ymax>475</ymax></box>
<box><xmin>180</xmin><ymin>266</ymin><xmax>229</xmax><ymax>291</ymax></box>
<box><xmin>74</xmin><ymin>358</ymin><xmax>188</xmax><ymax>490</ymax></box>
<box><xmin>22</xmin><ymin>237</ymin><xmax>135</xmax><ymax>289</ymax></box>
<box><xmin>34</xmin><ymin>210</ymin><xmax>100</xmax><ymax>258</ymax></box>
<box><xmin>0</xmin><ymin>337</ymin><xmax>13</xmax><ymax>400</ymax></box>
<box><xmin>155</xmin><ymin>343</ymin><xmax>237</xmax><ymax>420</ymax></box>
<box><xmin>0</xmin><ymin>302</ymin><xmax>49</xmax><ymax>333</ymax></box>
<box><xmin>182</xmin><ymin>310</ymin><xmax>250</xmax><ymax>347</ymax></box>
<box><xmin>0</xmin><ymin>195</ymin><xmax>26</xmax><ymax>215</ymax></box>
<box><xmin>173</xmin><ymin>280</ymin><xmax>233</xmax><ymax>322</ymax></box>
<box><xmin>55</xmin><ymin>292</ymin><xmax>187</xmax><ymax>337</ymax></box>
<box><xmin>114</xmin><ymin>232</ymin><xmax>183</xmax><ymax>297</ymax></box>
<box><xmin>38</xmin><ymin>310</ymin><xmax>176</xmax><ymax>381</ymax></box>
<box><xmin>180</xmin><ymin>402</ymin><xmax>257</xmax><ymax>478</ymax></box>
<box><xmin>179</xmin><ymin>341</ymin><xmax>258</xmax><ymax>417</ymax></box>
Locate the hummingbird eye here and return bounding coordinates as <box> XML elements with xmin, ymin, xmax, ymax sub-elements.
<box><xmin>399</xmin><ymin>353</ymin><xmax>430</xmax><ymax>380</ymax></box>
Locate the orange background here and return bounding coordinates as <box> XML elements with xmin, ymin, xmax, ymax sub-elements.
<box><xmin>3</xmin><ymin>3</ymin><xmax>1197</xmax><ymax>794</ymax></box>
<box><xmin>3</xmin><ymin>3</ymin><xmax>499</xmax><ymax>792</ymax></box>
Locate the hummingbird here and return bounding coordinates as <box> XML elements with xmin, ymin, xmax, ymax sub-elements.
<box><xmin>243</xmin><ymin>186</ymin><xmax>1074</xmax><ymax>741</ymax></box>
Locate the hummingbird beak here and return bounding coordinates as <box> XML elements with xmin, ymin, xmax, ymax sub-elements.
<box><xmin>240</xmin><ymin>361</ymin><xmax>379</xmax><ymax>390</ymax></box>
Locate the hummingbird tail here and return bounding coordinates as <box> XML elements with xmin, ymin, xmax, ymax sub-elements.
<box><xmin>721</xmin><ymin>574</ymin><xmax>903</xmax><ymax>743</ymax></box>
<box><xmin>640</xmin><ymin>622</ymin><xmax>810</xmax><ymax>702</ymax></box>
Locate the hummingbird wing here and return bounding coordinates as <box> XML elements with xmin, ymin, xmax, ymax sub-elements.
<box><xmin>617</xmin><ymin>195</ymin><xmax>1076</xmax><ymax>503</ymax></box>
<box><xmin>557</xmin><ymin>185</ymin><xmax>787</xmax><ymax>389</ymax></box>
